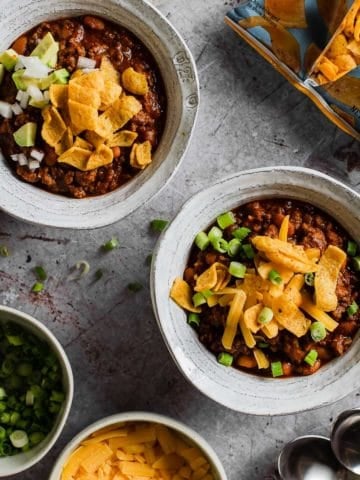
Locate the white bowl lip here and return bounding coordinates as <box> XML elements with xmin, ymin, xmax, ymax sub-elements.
<box><xmin>150</xmin><ymin>166</ymin><xmax>360</xmax><ymax>415</ymax></box>
<box><xmin>0</xmin><ymin>305</ymin><xmax>74</xmax><ymax>476</ymax></box>
<box><xmin>0</xmin><ymin>0</ymin><xmax>200</xmax><ymax>230</ymax></box>
<box><xmin>48</xmin><ymin>411</ymin><xmax>228</xmax><ymax>480</ymax></box>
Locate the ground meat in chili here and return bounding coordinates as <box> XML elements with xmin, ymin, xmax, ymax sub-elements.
<box><xmin>185</xmin><ymin>199</ymin><xmax>360</xmax><ymax>377</ymax></box>
<box><xmin>0</xmin><ymin>16</ymin><xmax>166</xmax><ymax>198</ymax></box>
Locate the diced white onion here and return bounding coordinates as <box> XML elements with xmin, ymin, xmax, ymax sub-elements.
<box><xmin>20</xmin><ymin>55</ymin><xmax>52</xmax><ymax>79</ymax></box>
<box><xmin>0</xmin><ymin>101</ymin><xmax>13</xmax><ymax>119</ymax></box>
<box><xmin>18</xmin><ymin>153</ymin><xmax>28</xmax><ymax>166</ymax></box>
<box><xmin>27</xmin><ymin>85</ymin><xmax>43</xmax><ymax>102</ymax></box>
<box><xmin>10</xmin><ymin>430</ymin><xmax>29</xmax><ymax>449</ymax></box>
<box><xmin>11</xmin><ymin>103</ymin><xmax>23</xmax><ymax>115</ymax></box>
<box><xmin>16</xmin><ymin>90</ymin><xmax>23</xmax><ymax>101</ymax></box>
<box><xmin>14</xmin><ymin>58</ymin><xmax>25</xmax><ymax>71</ymax></box>
<box><xmin>19</xmin><ymin>91</ymin><xmax>30</xmax><ymax>109</ymax></box>
<box><xmin>43</xmin><ymin>90</ymin><xmax>50</xmax><ymax>102</ymax></box>
<box><xmin>30</xmin><ymin>149</ymin><xmax>44</xmax><ymax>162</ymax></box>
<box><xmin>77</xmin><ymin>56</ymin><xmax>96</xmax><ymax>70</ymax></box>
<box><xmin>81</xmin><ymin>68</ymin><xmax>99</xmax><ymax>74</ymax></box>
<box><xmin>28</xmin><ymin>159</ymin><xmax>40</xmax><ymax>171</ymax></box>
<box><xmin>10</xmin><ymin>154</ymin><xmax>20</xmax><ymax>162</ymax></box>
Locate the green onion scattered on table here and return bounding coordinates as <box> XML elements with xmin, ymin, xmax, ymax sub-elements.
<box><xmin>0</xmin><ymin>321</ymin><xmax>64</xmax><ymax>457</ymax></box>
<box><xmin>150</xmin><ymin>219</ymin><xmax>168</xmax><ymax>232</ymax></box>
<box><xmin>127</xmin><ymin>282</ymin><xmax>143</xmax><ymax>293</ymax></box>
<box><xmin>0</xmin><ymin>246</ymin><xmax>10</xmax><ymax>257</ymax></box>
<box><xmin>34</xmin><ymin>266</ymin><xmax>47</xmax><ymax>281</ymax></box>
<box><xmin>102</xmin><ymin>237</ymin><xmax>119</xmax><ymax>252</ymax></box>
<box><xmin>94</xmin><ymin>269</ymin><xmax>104</xmax><ymax>281</ymax></box>
<box><xmin>31</xmin><ymin>282</ymin><xmax>44</xmax><ymax>293</ymax></box>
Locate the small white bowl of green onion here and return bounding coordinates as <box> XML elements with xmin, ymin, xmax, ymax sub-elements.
<box><xmin>0</xmin><ymin>305</ymin><xmax>73</xmax><ymax>476</ymax></box>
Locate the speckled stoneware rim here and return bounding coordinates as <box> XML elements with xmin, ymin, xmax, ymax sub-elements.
<box><xmin>0</xmin><ymin>0</ymin><xmax>199</xmax><ymax>229</ymax></box>
<box><xmin>151</xmin><ymin>166</ymin><xmax>360</xmax><ymax>415</ymax></box>
<box><xmin>48</xmin><ymin>411</ymin><xmax>228</xmax><ymax>480</ymax></box>
<box><xmin>0</xmin><ymin>305</ymin><xmax>73</xmax><ymax>476</ymax></box>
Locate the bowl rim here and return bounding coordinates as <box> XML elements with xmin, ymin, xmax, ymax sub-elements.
<box><xmin>48</xmin><ymin>411</ymin><xmax>228</xmax><ymax>480</ymax></box>
<box><xmin>150</xmin><ymin>166</ymin><xmax>360</xmax><ymax>415</ymax></box>
<box><xmin>0</xmin><ymin>0</ymin><xmax>199</xmax><ymax>229</ymax></box>
<box><xmin>0</xmin><ymin>305</ymin><xmax>74</xmax><ymax>476</ymax></box>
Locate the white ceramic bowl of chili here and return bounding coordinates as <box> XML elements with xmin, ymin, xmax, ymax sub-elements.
<box><xmin>0</xmin><ymin>305</ymin><xmax>73</xmax><ymax>477</ymax></box>
<box><xmin>151</xmin><ymin>166</ymin><xmax>360</xmax><ymax>415</ymax></box>
<box><xmin>0</xmin><ymin>0</ymin><xmax>199</xmax><ymax>228</ymax></box>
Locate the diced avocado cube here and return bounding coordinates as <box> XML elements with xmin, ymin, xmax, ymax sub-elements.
<box><xmin>30</xmin><ymin>32</ymin><xmax>59</xmax><ymax>67</ymax></box>
<box><xmin>13</xmin><ymin>122</ymin><xmax>37</xmax><ymax>147</ymax></box>
<box><xmin>0</xmin><ymin>64</ymin><xmax>4</xmax><ymax>85</ymax></box>
<box><xmin>12</xmin><ymin>69</ymin><xmax>44</xmax><ymax>91</ymax></box>
<box><xmin>28</xmin><ymin>98</ymin><xmax>49</xmax><ymax>109</ymax></box>
<box><xmin>0</xmin><ymin>49</ymin><xmax>18</xmax><ymax>71</ymax></box>
<box><xmin>40</xmin><ymin>68</ymin><xmax>69</xmax><ymax>89</ymax></box>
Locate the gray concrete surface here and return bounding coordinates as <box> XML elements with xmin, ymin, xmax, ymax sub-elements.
<box><xmin>1</xmin><ymin>1</ymin><xmax>360</xmax><ymax>479</ymax></box>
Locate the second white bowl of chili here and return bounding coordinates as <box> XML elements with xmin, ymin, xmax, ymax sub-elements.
<box><xmin>151</xmin><ymin>166</ymin><xmax>360</xmax><ymax>415</ymax></box>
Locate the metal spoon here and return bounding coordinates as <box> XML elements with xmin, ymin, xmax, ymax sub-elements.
<box><xmin>278</xmin><ymin>435</ymin><xmax>348</xmax><ymax>480</ymax></box>
<box><xmin>331</xmin><ymin>409</ymin><xmax>360</xmax><ymax>475</ymax></box>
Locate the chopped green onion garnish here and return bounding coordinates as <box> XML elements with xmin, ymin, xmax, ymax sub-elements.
<box><xmin>0</xmin><ymin>388</ymin><xmax>6</xmax><ymax>400</ymax></box>
<box><xmin>310</xmin><ymin>321</ymin><xmax>326</xmax><ymax>342</ymax></box>
<box><xmin>31</xmin><ymin>282</ymin><xmax>44</xmax><ymax>293</ymax></box>
<box><xmin>0</xmin><ymin>426</ymin><xmax>5</xmax><ymax>440</ymax></box>
<box><xmin>195</xmin><ymin>232</ymin><xmax>210</xmax><ymax>251</ymax></box>
<box><xmin>352</xmin><ymin>256</ymin><xmax>360</xmax><ymax>272</ymax></box>
<box><xmin>9</xmin><ymin>430</ymin><xmax>28</xmax><ymax>449</ymax></box>
<box><xmin>0</xmin><ymin>245</ymin><xmax>10</xmax><ymax>257</ymax></box>
<box><xmin>192</xmin><ymin>292</ymin><xmax>207</xmax><ymax>308</ymax></box>
<box><xmin>127</xmin><ymin>282</ymin><xmax>143</xmax><ymax>293</ymax></box>
<box><xmin>29</xmin><ymin>432</ymin><xmax>45</xmax><ymax>446</ymax></box>
<box><xmin>187</xmin><ymin>313</ymin><xmax>200</xmax><ymax>328</ymax></box>
<box><xmin>242</xmin><ymin>243</ymin><xmax>255</xmax><ymax>259</ymax></box>
<box><xmin>217</xmin><ymin>212</ymin><xmax>236</xmax><ymax>230</ymax></box>
<box><xmin>304</xmin><ymin>349</ymin><xmax>318</xmax><ymax>367</ymax></box>
<box><xmin>201</xmin><ymin>289</ymin><xmax>213</xmax><ymax>299</ymax></box>
<box><xmin>258</xmin><ymin>307</ymin><xmax>274</xmax><ymax>325</ymax></box>
<box><xmin>268</xmin><ymin>269</ymin><xmax>282</xmax><ymax>285</ymax></box>
<box><xmin>95</xmin><ymin>269</ymin><xmax>104</xmax><ymax>281</ymax></box>
<box><xmin>347</xmin><ymin>301</ymin><xmax>359</xmax><ymax>317</ymax></box>
<box><xmin>150</xmin><ymin>219</ymin><xmax>168</xmax><ymax>232</ymax></box>
<box><xmin>25</xmin><ymin>390</ymin><xmax>34</xmax><ymax>406</ymax></box>
<box><xmin>271</xmin><ymin>361</ymin><xmax>283</xmax><ymax>377</ymax></box>
<box><xmin>304</xmin><ymin>272</ymin><xmax>315</xmax><ymax>287</ymax></box>
<box><xmin>228</xmin><ymin>238</ymin><xmax>242</xmax><ymax>257</ymax></box>
<box><xmin>102</xmin><ymin>237</ymin><xmax>119</xmax><ymax>251</ymax></box>
<box><xmin>217</xmin><ymin>352</ymin><xmax>233</xmax><ymax>367</ymax></box>
<box><xmin>213</xmin><ymin>238</ymin><xmax>228</xmax><ymax>254</ymax></box>
<box><xmin>34</xmin><ymin>266</ymin><xmax>47</xmax><ymax>281</ymax></box>
<box><xmin>258</xmin><ymin>342</ymin><xmax>269</xmax><ymax>349</ymax></box>
<box><xmin>145</xmin><ymin>254</ymin><xmax>153</xmax><ymax>266</ymax></box>
<box><xmin>229</xmin><ymin>261</ymin><xmax>246</xmax><ymax>278</ymax></box>
<box><xmin>347</xmin><ymin>240</ymin><xmax>358</xmax><ymax>257</ymax></box>
<box><xmin>232</xmin><ymin>227</ymin><xmax>251</xmax><ymax>241</ymax></box>
<box><xmin>17</xmin><ymin>363</ymin><xmax>32</xmax><ymax>377</ymax></box>
<box><xmin>208</xmin><ymin>226</ymin><xmax>223</xmax><ymax>244</ymax></box>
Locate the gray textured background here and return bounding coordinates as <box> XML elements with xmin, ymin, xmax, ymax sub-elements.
<box><xmin>2</xmin><ymin>1</ymin><xmax>360</xmax><ymax>479</ymax></box>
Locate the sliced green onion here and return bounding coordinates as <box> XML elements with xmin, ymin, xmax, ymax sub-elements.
<box><xmin>25</xmin><ymin>390</ymin><xmax>34</xmax><ymax>406</ymax></box>
<box><xmin>16</xmin><ymin>363</ymin><xmax>32</xmax><ymax>377</ymax></box>
<box><xmin>208</xmin><ymin>226</ymin><xmax>223</xmax><ymax>244</ymax></box>
<box><xmin>258</xmin><ymin>342</ymin><xmax>269</xmax><ymax>349</ymax></box>
<box><xmin>50</xmin><ymin>390</ymin><xmax>65</xmax><ymax>403</ymax></box>
<box><xmin>268</xmin><ymin>269</ymin><xmax>282</xmax><ymax>285</ymax></box>
<box><xmin>242</xmin><ymin>243</ymin><xmax>255</xmax><ymax>259</ymax></box>
<box><xmin>304</xmin><ymin>272</ymin><xmax>315</xmax><ymax>287</ymax></box>
<box><xmin>0</xmin><ymin>388</ymin><xmax>6</xmax><ymax>400</ymax></box>
<box><xmin>217</xmin><ymin>212</ymin><xmax>236</xmax><ymax>230</ymax></box>
<box><xmin>76</xmin><ymin>260</ymin><xmax>90</xmax><ymax>276</ymax></box>
<box><xmin>9</xmin><ymin>430</ymin><xmax>28</xmax><ymax>448</ymax></box>
<box><xmin>0</xmin><ymin>426</ymin><xmax>6</xmax><ymax>440</ymax></box>
<box><xmin>145</xmin><ymin>254</ymin><xmax>153</xmax><ymax>266</ymax></box>
<box><xmin>310</xmin><ymin>321</ymin><xmax>327</xmax><ymax>342</ymax></box>
<box><xmin>258</xmin><ymin>307</ymin><xmax>274</xmax><ymax>325</ymax></box>
<box><xmin>304</xmin><ymin>349</ymin><xmax>318</xmax><ymax>367</ymax></box>
<box><xmin>195</xmin><ymin>232</ymin><xmax>210</xmax><ymax>251</ymax></box>
<box><xmin>228</xmin><ymin>238</ymin><xmax>242</xmax><ymax>257</ymax></box>
<box><xmin>352</xmin><ymin>256</ymin><xmax>360</xmax><ymax>272</ymax></box>
<box><xmin>271</xmin><ymin>361</ymin><xmax>283</xmax><ymax>378</ymax></box>
<box><xmin>229</xmin><ymin>261</ymin><xmax>246</xmax><ymax>279</ymax></box>
<box><xmin>10</xmin><ymin>412</ymin><xmax>20</xmax><ymax>425</ymax></box>
<box><xmin>232</xmin><ymin>227</ymin><xmax>251</xmax><ymax>241</ymax></box>
<box><xmin>347</xmin><ymin>240</ymin><xmax>358</xmax><ymax>257</ymax></box>
<box><xmin>150</xmin><ymin>219</ymin><xmax>168</xmax><ymax>232</ymax></box>
<box><xmin>95</xmin><ymin>269</ymin><xmax>104</xmax><ymax>281</ymax></box>
<box><xmin>127</xmin><ymin>282</ymin><xmax>143</xmax><ymax>293</ymax></box>
<box><xmin>34</xmin><ymin>266</ymin><xmax>47</xmax><ymax>281</ymax></box>
<box><xmin>187</xmin><ymin>313</ymin><xmax>200</xmax><ymax>328</ymax></box>
<box><xmin>347</xmin><ymin>301</ymin><xmax>359</xmax><ymax>317</ymax></box>
<box><xmin>31</xmin><ymin>282</ymin><xmax>44</xmax><ymax>293</ymax></box>
<box><xmin>5</xmin><ymin>335</ymin><xmax>23</xmax><ymax>346</ymax></box>
<box><xmin>0</xmin><ymin>245</ymin><xmax>10</xmax><ymax>257</ymax></box>
<box><xmin>29</xmin><ymin>432</ymin><xmax>45</xmax><ymax>446</ymax></box>
<box><xmin>213</xmin><ymin>238</ymin><xmax>228</xmax><ymax>254</ymax></box>
<box><xmin>217</xmin><ymin>352</ymin><xmax>233</xmax><ymax>367</ymax></box>
<box><xmin>201</xmin><ymin>289</ymin><xmax>213</xmax><ymax>299</ymax></box>
<box><xmin>192</xmin><ymin>292</ymin><xmax>207</xmax><ymax>307</ymax></box>
<box><xmin>102</xmin><ymin>237</ymin><xmax>119</xmax><ymax>251</ymax></box>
